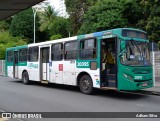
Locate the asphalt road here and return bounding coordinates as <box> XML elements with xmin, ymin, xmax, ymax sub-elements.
<box><xmin>0</xmin><ymin>76</ymin><xmax>160</xmax><ymax>121</ymax></box>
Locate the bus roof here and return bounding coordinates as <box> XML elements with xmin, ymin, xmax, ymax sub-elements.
<box><xmin>6</xmin><ymin>45</ymin><xmax>28</xmax><ymax>51</ymax></box>
<box><xmin>6</xmin><ymin>28</ymin><xmax>147</xmax><ymax>49</ymax></box>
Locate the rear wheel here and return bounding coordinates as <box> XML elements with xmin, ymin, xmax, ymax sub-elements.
<box><xmin>22</xmin><ymin>71</ymin><xmax>30</xmax><ymax>85</ymax></box>
<box><xmin>79</xmin><ymin>75</ymin><xmax>93</xmax><ymax>95</ymax></box>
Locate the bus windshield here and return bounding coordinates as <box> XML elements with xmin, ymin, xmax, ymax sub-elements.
<box><xmin>121</xmin><ymin>40</ymin><xmax>151</xmax><ymax>66</ymax></box>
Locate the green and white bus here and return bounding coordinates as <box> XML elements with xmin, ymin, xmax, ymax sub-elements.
<box><xmin>5</xmin><ymin>28</ymin><xmax>153</xmax><ymax>94</ymax></box>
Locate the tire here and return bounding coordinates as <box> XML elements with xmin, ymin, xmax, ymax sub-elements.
<box><xmin>79</xmin><ymin>75</ymin><xmax>93</xmax><ymax>95</ymax></box>
<box><xmin>22</xmin><ymin>71</ymin><xmax>30</xmax><ymax>85</ymax></box>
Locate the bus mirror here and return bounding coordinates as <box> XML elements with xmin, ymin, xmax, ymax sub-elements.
<box><xmin>121</xmin><ymin>41</ymin><xmax>125</xmax><ymax>50</ymax></box>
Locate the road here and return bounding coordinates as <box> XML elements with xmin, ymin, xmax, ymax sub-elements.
<box><xmin>0</xmin><ymin>76</ymin><xmax>160</xmax><ymax>121</ymax></box>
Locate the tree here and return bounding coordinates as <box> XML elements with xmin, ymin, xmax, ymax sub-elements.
<box><xmin>137</xmin><ymin>0</ymin><xmax>160</xmax><ymax>42</ymax></box>
<box><xmin>0</xmin><ymin>21</ymin><xmax>10</xmax><ymax>32</ymax></box>
<box><xmin>9</xmin><ymin>8</ymin><xmax>42</xmax><ymax>43</ymax></box>
<box><xmin>50</xmin><ymin>34</ymin><xmax>62</xmax><ymax>40</ymax></box>
<box><xmin>49</xmin><ymin>17</ymin><xmax>70</xmax><ymax>39</ymax></box>
<box><xmin>65</xmin><ymin>0</ymin><xmax>98</xmax><ymax>35</ymax></box>
<box><xmin>39</xmin><ymin>5</ymin><xmax>58</xmax><ymax>32</ymax></box>
<box><xmin>78</xmin><ymin>0</ymin><xmax>128</xmax><ymax>34</ymax></box>
<box><xmin>0</xmin><ymin>31</ymin><xmax>26</xmax><ymax>59</ymax></box>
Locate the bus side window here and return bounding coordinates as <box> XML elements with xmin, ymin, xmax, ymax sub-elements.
<box><xmin>28</xmin><ymin>46</ymin><xmax>39</xmax><ymax>62</ymax></box>
<box><xmin>64</xmin><ymin>41</ymin><xmax>77</xmax><ymax>60</ymax></box>
<box><xmin>19</xmin><ymin>48</ymin><xmax>27</xmax><ymax>62</ymax></box>
<box><xmin>7</xmin><ymin>51</ymin><xmax>13</xmax><ymax>62</ymax></box>
<box><xmin>80</xmin><ymin>38</ymin><xmax>97</xmax><ymax>59</ymax></box>
<box><xmin>51</xmin><ymin>43</ymin><xmax>63</xmax><ymax>61</ymax></box>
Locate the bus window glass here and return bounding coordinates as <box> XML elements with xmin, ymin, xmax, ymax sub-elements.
<box><xmin>80</xmin><ymin>39</ymin><xmax>96</xmax><ymax>59</ymax></box>
<box><xmin>122</xmin><ymin>29</ymin><xmax>148</xmax><ymax>39</ymax></box>
<box><xmin>65</xmin><ymin>41</ymin><xmax>77</xmax><ymax>60</ymax></box>
<box><xmin>28</xmin><ymin>47</ymin><xmax>39</xmax><ymax>62</ymax></box>
<box><xmin>7</xmin><ymin>51</ymin><xmax>13</xmax><ymax>62</ymax></box>
<box><xmin>121</xmin><ymin>40</ymin><xmax>151</xmax><ymax>66</ymax></box>
<box><xmin>19</xmin><ymin>48</ymin><xmax>27</xmax><ymax>62</ymax></box>
<box><xmin>52</xmin><ymin>43</ymin><xmax>63</xmax><ymax>60</ymax></box>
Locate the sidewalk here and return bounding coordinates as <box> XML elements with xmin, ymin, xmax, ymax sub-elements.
<box><xmin>144</xmin><ymin>86</ymin><xmax>160</xmax><ymax>93</ymax></box>
<box><xmin>143</xmin><ymin>77</ymin><xmax>160</xmax><ymax>93</ymax></box>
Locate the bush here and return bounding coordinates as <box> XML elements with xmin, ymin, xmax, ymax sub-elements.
<box><xmin>0</xmin><ymin>31</ymin><xmax>26</xmax><ymax>59</ymax></box>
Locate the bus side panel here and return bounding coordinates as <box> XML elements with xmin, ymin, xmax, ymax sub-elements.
<box><xmin>18</xmin><ymin>66</ymin><xmax>27</xmax><ymax>79</ymax></box>
<box><xmin>63</xmin><ymin>61</ymin><xmax>76</xmax><ymax>86</ymax></box>
<box><xmin>51</xmin><ymin>61</ymin><xmax>63</xmax><ymax>84</ymax></box>
<box><xmin>7</xmin><ymin>66</ymin><xmax>13</xmax><ymax>78</ymax></box>
<box><xmin>76</xmin><ymin>68</ymin><xmax>100</xmax><ymax>88</ymax></box>
<box><xmin>27</xmin><ymin>62</ymin><xmax>40</xmax><ymax>81</ymax></box>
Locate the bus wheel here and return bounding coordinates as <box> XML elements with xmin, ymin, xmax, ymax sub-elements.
<box><xmin>22</xmin><ymin>71</ymin><xmax>30</xmax><ymax>85</ymax></box>
<box><xmin>79</xmin><ymin>75</ymin><xmax>93</xmax><ymax>95</ymax></box>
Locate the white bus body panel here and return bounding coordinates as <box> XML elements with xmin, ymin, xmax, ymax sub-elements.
<box><xmin>75</xmin><ymin>68</ymin><xmax>100</xmax><ymax>88</ymax></box>
<box><xmin>7</xmin><ymin>66</ymin><xmax>13</xmax><ymax>78</ymax></box>
<box><xmin>27</xmin><ymin>62</ymin><xmax>40</xmax><ymax>81</ymax></box>
<box><xmin>63</xmin><ymin>60</ymin><xmax>76</xmax><ymax>85</ymax></box>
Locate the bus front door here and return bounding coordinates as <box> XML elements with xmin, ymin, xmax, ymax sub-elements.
<box><xmin>40</xmin><ymin>47</ymin><xmax>49</xmax><ymax>81</ymax></box>
<box><xmin>101</xmin><ymin>37</ymin><xmax>117</xmax><ymax>88</ymax></box>
<box><xmin>13</xmin><ymin>51</ymin><xmax>18</xmax><ymax>78</ymax></box>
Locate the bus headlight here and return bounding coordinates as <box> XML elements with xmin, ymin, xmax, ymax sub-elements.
<box><xmin>123</xmin><ymin>73</ymin><xmax>134</xmax><ymax>81</ymax></box>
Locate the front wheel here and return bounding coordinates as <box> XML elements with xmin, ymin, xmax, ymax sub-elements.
<box><xmin>22</xmin><ymin>71</ymin><xmax>30</xmax><ymax>85</ymax></box>
<box><xmin>79</xmin><ymin>75</ymin><xmax>93</xmax><ymax>95</ymax></box>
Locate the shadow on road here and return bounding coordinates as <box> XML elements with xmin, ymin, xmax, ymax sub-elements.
<box><xmin>9</xmin><ymin>80</ymin><xmax>148</xmax><ymax>100</ymax></box>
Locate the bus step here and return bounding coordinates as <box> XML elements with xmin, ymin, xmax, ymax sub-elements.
<box><xmin>41</xmin><ymin>80</ymin><xmax>49</xmax><ymax>84</ymax></box>
<box><xmin>101</xmin><ymin>87</ymin><xmax>117</xmax><ymax>90</ymax></box>
<box><xmin>107</xmin><ymin>74</ymin><xmax>116</xmax><ymax>80</ymax></box>
<box><xmin>108</xmin><ymin>80</ymin><xmax>116</xmax><ymax>87</ymax></box>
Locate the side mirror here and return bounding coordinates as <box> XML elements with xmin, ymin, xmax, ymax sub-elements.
<box><xmin>121</xmin><ymin>40</ymin><xmax>126</xmax><ymax>50</ymax></box>
<box><xmin>119</xmin><ymin>40</ymin><xmax>126</xmax><ymax>56</ymax></box>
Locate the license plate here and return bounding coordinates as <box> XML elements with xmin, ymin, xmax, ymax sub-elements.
<box><xmin>142</xmin><ymin>82</ymin><xmax>148</xmax><ymax>86</ymax></box>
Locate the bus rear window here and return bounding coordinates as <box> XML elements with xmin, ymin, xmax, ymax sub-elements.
<box><xmin>122</xmin><ymin>29</ymin><xmax>147</xmax><ymax>39</ymax></box>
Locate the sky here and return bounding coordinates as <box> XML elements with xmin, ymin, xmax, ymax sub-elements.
<box><xmin>47</xmin><ymin>0</ymin><xmax>60</xmax><ymax>10</ymax></box>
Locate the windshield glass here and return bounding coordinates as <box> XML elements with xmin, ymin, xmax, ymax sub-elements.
<box><xmin>121</xmin><ymin>40</ymin><xmax>151</xmax><ymax>66</ymax></box>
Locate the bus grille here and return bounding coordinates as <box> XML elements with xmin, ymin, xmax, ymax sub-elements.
<box><xmin>132</xmin><ymin>68</ymin><xmax>152</xmax><ymax>74</ymax></box>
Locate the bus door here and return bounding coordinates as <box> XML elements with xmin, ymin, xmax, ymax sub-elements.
<box><xmin>101</xmin><ymin>37</ymin><xmax>117</xmax><ymax>88</ymax></box>
<box><xmin>40</xmin><ymin>47</ymin><xmax>50</xmax><ymax>81</ymax></box>
<box><xmin>13</xmin><ymin>51</ymin><xmax>18</xmax><ymax>78</ymax></box>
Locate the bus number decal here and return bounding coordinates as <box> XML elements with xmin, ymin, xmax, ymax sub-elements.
<box><xmin>77</xmin><ymin>62</ymin><xmax>89</xmax><ymax>68</ymax></box>
<box><xmin>134</xmin><ymin>76</ymin><xmax>142</xmax><ymax>80</ymax></box>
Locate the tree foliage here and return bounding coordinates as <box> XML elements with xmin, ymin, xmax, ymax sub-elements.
<box><xmin>137</xmin><ymin>0</ymin><xmax>160</xmax><ymax>42</ymax></box>
<box><xmin>39</xmin><ymin>5</ymin><xmax>58</xmax><ymax>32</ymax></box>
<box><xmin>77</xmin><ymin>0</ymin><xmax>160</xmax><ymax>42</ymax></box>
<box><xmin>65</xmin><ymin>0</ymin><xmax>98</xmax><ymax>35</ymax></box>
<box><xmin>9</xmin><ymin>8</ymin><xmax>41</xmax><ymax>43</ymax></box>
<box><xmin>50</xmin><ymin>34</ymin><xmax>62</xmax><ymax>40</ymax></box>
<box><xmin>78</xmin><ymin>0</ymin><xmax>128</xmax><ymax>34</ymax></box>
<box><xmin>0</xmin><ymin>31</ymin><xmax>26</xmax><ymax>59</ymax></box>
<box><xmin>49</xmin><ymin>17</ymin><xmax>70</xmax><ymax>38</ymax></box>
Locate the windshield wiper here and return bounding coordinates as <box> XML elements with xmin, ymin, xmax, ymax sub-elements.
<box><xmin>130</xmin><ymin>40</ymin><xmax>143</xmax><ymax>61</ymax></box>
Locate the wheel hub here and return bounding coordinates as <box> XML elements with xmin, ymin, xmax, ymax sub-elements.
<box><xmin>82</xmin><ymin>80</ymin><xmax>90</xmax><ymax>90</ymax></box>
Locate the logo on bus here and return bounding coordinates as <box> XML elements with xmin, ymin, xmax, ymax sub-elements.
<box><xmin>28</xmin><ymin>63</ymin><xmax>38</xmax><ymax>68</ymax></box>
<box><xmin>76</xmin><ymin>62</ymin><xmax>90</xmax><ymax>68</ymax></box>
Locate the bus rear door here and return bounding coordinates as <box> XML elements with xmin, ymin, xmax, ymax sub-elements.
<box><xmin>40</xmin><ymin>47</ymin><xmax>50</xmax><ymax>81</ymax></box>
<box><xmin>13</xmin><ymin>51</ymin><xmax>18</xmax><ymax>78</ymax></box>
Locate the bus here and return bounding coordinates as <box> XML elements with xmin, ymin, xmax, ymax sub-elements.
<box><xmin>5</xmin><ymin>28</ymin><xmax>153</xmax><ymax>94</ymax></box>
